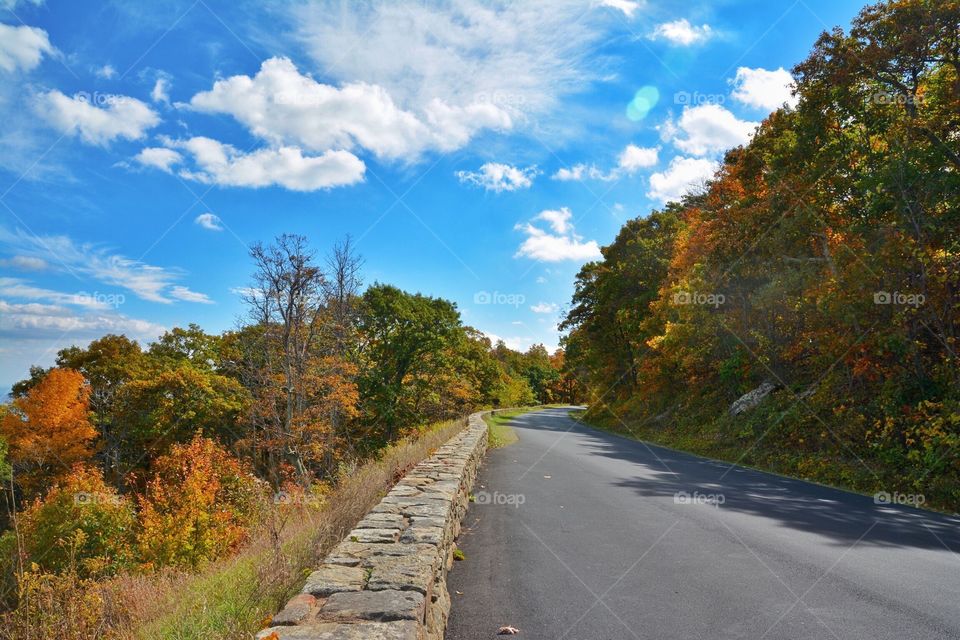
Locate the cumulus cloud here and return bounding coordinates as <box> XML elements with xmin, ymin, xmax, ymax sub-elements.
<box><xmin>133</xmin><ymin>146</ymin><xmax>182</xmax><ymax>172</ymax></box>
<box><xmin>456</xmin><ymin>162</ymin><xmax>538</xmax><ymax>192</ymax></box>
<box><xmin>647</xmin><ymin>156</ymin><xmax>718</xmax><ymax>203</ymax></box>
<box><xmin>650</xmin><ymin>18</ymin><xmax>712</xmax><ymax>46</ymax></box>
<box><xmin>0</xmin><ymin>23</ymin><xmax>53</xmax><ymax>73</ymax></box>
<box><xmin>617</xmin><ymin>143</ymin><xmax>659</xmax><ymax>172</ymax></box>
<box><xmin>194</xmin><ymin>212</ymin><xmax>223</xmax><ymax>231</ymax></box>
<box><xmin>515</xmin><ymin>207</ymin><xmax>601</xmax><ymax>262</ymax></box>
<box><xmin>665</xmin><ymin>104</ymin><xmax>758</xmax><ymax>156</ymax></box>
<box><xmin>187</xmin><ymin>57</ymin><xmax>509</xmax><ymax>162</ymax></box>
<box><xmin>553</xmin><ymin>144</ymin><xmax>658</xmax><ymax>181</ymax></box>
<box><xmin>0</xmin><ymin>227</ymin><xmax>212</xmax><ymax>304</ymax></box>
<box><xmin>730</xmin><ymin>66</ymin><xmax>797</xmax><ymax>111</ymax></box>
<box><xmin>530</xmin><ymin>302</ymin><xmax>559</xmax><ymax>314</ymax></box>
<box><xmin>35</xmin><ymin>90</ymin><xmax>160</xmax><ymax>145</ymax></box>
<box><xmin>163</xmin><ymin>136</ymin><xmax>365</xmax><ymax>191</ymax></box>
<box><xmin>151</xmin><ymin>76</ymin><xmax>170</xmax><ymax>104</ymax></box>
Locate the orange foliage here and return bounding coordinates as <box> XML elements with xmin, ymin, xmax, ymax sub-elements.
<box><xmin>1</xmin><ymin>368</ymin><xmax>97</xmax><ymax>496</ymax></box>
<box><xmin>136</xmin><ymin>434</ymin><xmax>263</xmax><ymax>570</ymax></box>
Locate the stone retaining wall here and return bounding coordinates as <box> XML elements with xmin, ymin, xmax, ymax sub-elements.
<box><xmin>257</xmin><ymin>411</ymin><xmax>489</xmax><ymax>640</ymax></box>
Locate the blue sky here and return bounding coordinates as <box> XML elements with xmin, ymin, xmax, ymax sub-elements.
<box><xmin>0</xmin><ymin>0</ymin><xmax>865</xmax><ymax>395</ymax></box>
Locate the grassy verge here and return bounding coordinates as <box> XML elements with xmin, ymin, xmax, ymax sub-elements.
<box><xmin>483</xmin><ymin>406</ymin><xmax>553</xmax><ymax>448</ymax></box>
<box><xmin>132</xmin><ymin>417</ymin><xmax>468</xmax><ymax>640</ymax></box>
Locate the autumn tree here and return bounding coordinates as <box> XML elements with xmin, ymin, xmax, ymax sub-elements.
<box><xmin>1</xmin><ymin>369</ymin><xmax>97</xmax><ymax>498</ymax></box>
<box><xmin>137</xmin><ymin>434</ymin><xmax>263</xmax><ymax>570</ymax></box>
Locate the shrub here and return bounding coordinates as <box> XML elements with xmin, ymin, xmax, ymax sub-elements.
<box><xmin>16</xmin><ymin>464</ymin><xmax>135</xmax><ymax>578</ymax></box>
<box><xmin>137</xmin><ymin>434</ymin><xmax>264</xmax><ymax>570</ymax></box>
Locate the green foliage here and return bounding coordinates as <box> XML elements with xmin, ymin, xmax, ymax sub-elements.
<box><xmin>17</xmin><ymin>465</ymin><xmax>136</xmax><ymax>578</ymax></box>
<box><xmin>564</xmin><ymin>0</ymin><xmax>960</xmax><ymax>511</ymax></box>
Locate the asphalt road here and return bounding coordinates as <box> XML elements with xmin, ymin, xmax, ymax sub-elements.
<box><xmin>445</xmin><ymin>407</ymin><xmax>960</xmax><ymax>640</ymax></box>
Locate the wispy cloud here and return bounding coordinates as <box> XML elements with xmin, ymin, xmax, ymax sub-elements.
<box><xmin>0</xmin><ymin>227</ymin><xmax>212</xmax><ymax>304</ymax></box>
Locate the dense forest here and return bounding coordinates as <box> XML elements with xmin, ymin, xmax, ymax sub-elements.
<box><xmin>563</xmin><ymin>0</ymin><xmax>960</xmax><ymax>510</ymax></box>
<box><xmin>0</xmin><ymin>234</ymin><xmax>580</xmax><ymax>632</ymax></box>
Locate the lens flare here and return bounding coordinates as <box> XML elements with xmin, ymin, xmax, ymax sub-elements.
<box><xmin>626</xmin><ymin>86</ymin><xmax>660</xmax><ymax>121</ymax></box>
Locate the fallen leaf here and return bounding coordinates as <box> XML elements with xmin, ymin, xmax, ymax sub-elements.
<box><xmin>498</xmin><ymin>625</ymin><xmax>520</xmax><ymax>635</ymax></box>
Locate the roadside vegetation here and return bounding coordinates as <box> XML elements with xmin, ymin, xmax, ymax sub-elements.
<box><xmin>561</xmin><ymin>0</ymin><xmax>960</xmax><ymax>513</ymax></box>
<box><xmin>0</xmin><ymin>236</ymin><xmax>584</xmax><ymax>639</ymax></box>
<box><xmin>483</xmin><ymin>409</ymin><xmax>530</xmax><ymax>448</ymax></box>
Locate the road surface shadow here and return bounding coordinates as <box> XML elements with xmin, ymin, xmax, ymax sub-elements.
<box><xmin>514</xmin><ymin>409</ymin><xmax>960</xmax><ymax>552</ymax></box>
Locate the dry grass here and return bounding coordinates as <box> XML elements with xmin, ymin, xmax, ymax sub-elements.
<box><xmin>0</xmin><ymin>417</ymin><xmax>468</xmax><ymax>640</ymax></box>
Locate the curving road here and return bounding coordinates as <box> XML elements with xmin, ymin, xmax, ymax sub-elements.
<box><xmin>445</xmin><ymin>407</ymin><xmax>960</xmax><ymax>640</ymax></box>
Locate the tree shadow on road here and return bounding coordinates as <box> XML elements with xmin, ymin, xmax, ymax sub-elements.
<box><xmin>516</xmin><ymin>409</ymin><xmax>960</xmax><ymax>553</ymax></box>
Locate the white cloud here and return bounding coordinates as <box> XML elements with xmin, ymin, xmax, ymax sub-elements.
<box><xmin>151</xmin><ymin>76</ymin><xmax>170</xmax><ymax>104</ymax></box>
<box><xmin>134</xmin><ymin>146</ymin><xmax>181</xmax><ymax>172</ymax></box>
<box><xmin>599</xmin><ymin>0</ymin><xmax>642</xmax><ymax>18</ymax></box>
<box><xmin>0</xmin><ymin>0</ymin><xmax>44</xmax><ymax>10</ymax></box>
<box><xmin>647</xmin><ymin>156</ymin><xmax>718</xmax><ymax>203</ymax></box>
<box><xmin>553</xmin><ymin>144</ymin><xmax>658</xmax><ymax>181</ymax></box>
<box><xmin>552</xmin><ymin>163</ymin><xmax>607</xmax><ymax>182</ymax></box>
<box><xmin>1</xmin><ymin>255</ymin><xmax>47</xmax><ymax>271</ymax></box>
<box><xmin>194</xmin><ymin>212</ymin><xmax>223</xmax><ymax>231</ymax></box>
<box><xmin>666</xmin><ymin>104</ymin><xmax>758</xmax><ymax>156</ymax></box>
<box><xmin>169</xmin><ymin>285</ymin><xmax>212</xmax><ymax>304</ymax></box>
<box><xmin>531</xmin><ymin>302</ymin><xmax>559</xmax><ymax>314</ymax></box>
<box><xmin>536</xmin><ymin>208</ymin><xmax>573</xmax><ymax>234</ymax></box>
<box><xmin>0</xmin><ymin>23</ymin><xmax>53</xmax><ymax>73</ymax></box>
<box><xmin>187</xmin><ymin>57</ymin><xmax>509</xmax><ymax>162</ymax></box>
<box><xmin>0</xmin><ymin>302</ymin><xmax>165</xmax><ymax>340</ymax></box>
<box><xmin>95</xmin><ymin>64</ymin><xmax>116</xmax><ymax>79</ymax></box>
<box><xmin>456</xmin><ymin>162</ymin><xmax>538</xmax><ymax>192</ymax></box>
<box><xmin>650</xmin><ymin>18</ymin><xmax>712</xmax><ymax>46</ymax></box>
<box><xmin>730</xmin><ymin>66</ymin><xmax>797</xmax><ymax>111</ymax></box>
<box><xmin>515</xmin><ymin>207</ymin><xmax>601</xmax><ymax>262</ymax></box>
<box><xmin>35</xmin><ymin>90</ymin><xmax>160</xmax><ymax>146</ymax></box>
<box><xmin>0</xmin><ymin>277</ymin><xmax>112</xmax><ymax>309</ymax></box>
<box><xmin>292</xmin><ymin>1</ymin><xmax>601</xmax><ymax>122</ymax></box>
<box><xmin>165</xmin><ymin>136</ymin><xmax>365</xmax><ymax>191</ymax></box>
<box><xmin>0</xmin><ymin>227</ymin><xmax>212</xmax><ymax>304</ymax></box>
<box><xmin>617</xmin><ymin>144</ymin><xmax>659</xmax><ymax>172</ymax></box>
